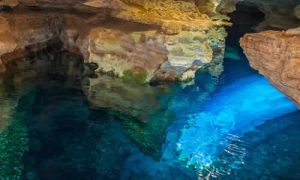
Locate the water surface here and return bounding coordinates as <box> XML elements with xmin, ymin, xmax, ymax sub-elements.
<box><xmin>0</xmin><ymin>47</ymin><xmax>300</xmax><ymax>179</ymax></box>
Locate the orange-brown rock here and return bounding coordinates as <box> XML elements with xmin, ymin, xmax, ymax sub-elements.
<box><xmin>0</xmin><ymin>0</ymin><xmax>230</xmax><ymax>81</ymax></box>
<box><xmin>0</xmin><ymin>12</ymin><xmax>62</xmax><ymax>73</ymax></box>
<box><xmin>0</xmin><ymin>16</ymin><xmax>16</xmax><ymax>73</ymax></box>
<box><xmin>60</xmin><ymin>14</ymin><xmax>169</xmax><ymax>81</ymax></box>
<box><xmin>240</xmin><ymin>27</ymin><xmax>300</xmax><ymax>106</ymax></box>
<box><xmin>113</xmin><ymin>0</ymin><xmax>231</xmax><ymax>33</ymax></box>
<box><xmin>0</xmin><ymin>0</ymin><xmax>117</xmax><ymax>12</ymax></box>
<box><xmin>61</xmin><ymin>15</ymin><xmax>227</xmax><ymax>81</ymax></box>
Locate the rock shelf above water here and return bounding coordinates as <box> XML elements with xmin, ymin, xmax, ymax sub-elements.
<box><xmin>0</xmin><ymin>0</ymin><xmax>231</xmax><ymax>82</ymax></box>
<box><xmin>241</xmin><ymin>27</ymin><xmax>300</xmax><ymax>106</ymax></box>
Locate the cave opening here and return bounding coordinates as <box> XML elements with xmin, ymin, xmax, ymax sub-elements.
<box><xmin>221</xmin><ymin>2</ymin><xmax>265</xmax><ymax>70</ymax></box>
<box><xmin>225</xmin><ymin>2</ymin><xmax>265</xmax><ymax>46</ymax></box>
<box><xmin>1</xmin><ymin>41</ymin><xmax>86</xmax><ymax>89</ymax></box>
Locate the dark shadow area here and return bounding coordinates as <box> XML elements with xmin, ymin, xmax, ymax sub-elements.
<box><xmin>223</xmin><ymin>2</ymin><xmax>265</xmax><ymax>77</ymax></box>
<box><xmin>225</xmin><ymin>2</ymin><xmax>265</xmax><ymax>46</ymax></box>
<box><xmin>0</xmin><ymin>42</ymin><xmax>181</xmax><ymax>179</ymax></box>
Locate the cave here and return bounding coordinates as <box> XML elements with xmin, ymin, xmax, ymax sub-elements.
<box><xmin>0</xmin><ymin>1</ymin><xmax>300</xmax><ymax>179</ymax></box>
<box><xmin>225</xmin><ymin>2</ymin><xmax>265</xmax><ymax>46</ymax></box>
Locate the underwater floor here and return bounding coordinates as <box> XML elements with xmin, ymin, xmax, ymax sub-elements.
<box><xmin>1</xmin><ymin>46</ymin><xmax>300</xmax><ymax>179</ymax></box>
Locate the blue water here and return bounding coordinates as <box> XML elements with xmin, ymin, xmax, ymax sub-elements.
<box><xmin>1</xmin><ymin>47</ymin><xmax>300</xmax><ymax>179</ymax></box>
<box><xmin>176</xmin><ymin>74</ymin><xmax>297</xmax><ymax>165</ymax></box>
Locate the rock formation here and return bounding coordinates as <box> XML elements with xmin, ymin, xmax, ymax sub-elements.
<box><xmin>0</xmin><ymin>12</ymin><xmax>61</xmax><ymax>74</ymax></box>
<box><xmin>295</xmin><ymin>5</ymin><xmax>300</xmax><ymax>20</ymax></box>
<box><xmin>83</xmin><ymin>74</ymin><xmax>176</xmax><ymax>157</ymax></box>
<box><xmin>238</xmin><ymin>0</ymin><xmax>300</xmax><ymax>30</ymax></box>
<box><xmin>0</xmin><ymin>1</ymin><xmax>232</xmax><ymax>161</ymax></box>
<box><xmin>0</xmin><ymin>43</ymin><xmax>176</xmax><ymax>160</ymax></box>
<box><xmin>0</xmin><ymin>0</ymin><xmax>231</xmax><ymax>82</ymax></box>
<box><xmin>241</xmin><ymin>27</ymin><xmax>300</xmax><ymax>106</ymax></box>
<box><xmin>214</xmin><ymin>0</ymin><xmax>300</xmax><ymax>30</ymax></box>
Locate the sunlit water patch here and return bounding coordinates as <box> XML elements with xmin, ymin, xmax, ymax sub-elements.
<box><xmin>175</xmin><ymin>72</ymin><xmax>297</xmax><ymax>177</ymax></box>
<box><xmin>119</xmin><ymin>66</ymin><xmax>298</xmax><ymax>179</ymax></box>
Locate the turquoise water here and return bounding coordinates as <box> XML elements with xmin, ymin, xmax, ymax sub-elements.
<box><xmin>0</xmin><ymin>48</ymin><xmax>300</xmax><ymax>179</ymax></box>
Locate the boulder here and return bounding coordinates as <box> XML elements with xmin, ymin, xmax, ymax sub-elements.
<box><xmin>241</xmin><ymin>27</ymin><xmax>300</xmax><ymax>106</ymax></box>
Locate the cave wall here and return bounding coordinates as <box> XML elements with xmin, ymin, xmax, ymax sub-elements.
<box><xmin>243</xmin><ymin>0</ymin><xmax>300</xmax><ymax>30</ymax></box>
<box><xmin>239</xmin><ymin>1</ymin><xmax>300</xmax><ymax>107</ymax></box>
<box><xmin>1</xmin><ymin>0</ymin><xmax>299</xmax><ymax>84</ymax></box>
<box><xmin>241</xmin><ymin>27</ymin><xmax>300</xmax><ymax>106</ymax></box>
<box><xmin>0</xmin><ymin>0</ymin><xmax>233</xmax><ymax>82</ymax></box>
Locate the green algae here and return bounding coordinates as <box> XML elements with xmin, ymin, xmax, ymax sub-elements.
<box><xmin>122</xmin><ymin>68</ymin><xmax>148</xmax><ymax>85</ymax></box>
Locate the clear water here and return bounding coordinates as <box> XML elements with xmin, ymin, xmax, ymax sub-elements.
<box><xmin>1</xmin><ymin>47</ymin><xmax>300</xmax><ymax>180</ymax></box>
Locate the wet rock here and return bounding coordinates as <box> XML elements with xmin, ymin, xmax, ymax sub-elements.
<box><xmin>0</xmin><ymin>0</ymin><xmax>230</xmax><ymax>82</ymax></box>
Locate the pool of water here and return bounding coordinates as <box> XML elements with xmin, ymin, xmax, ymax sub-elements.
<box><xmin>1</xmin><ymin>46</ymin><xmax>300</xmax><ymax>180</ymax></box>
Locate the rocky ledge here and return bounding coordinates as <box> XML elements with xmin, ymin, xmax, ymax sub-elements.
<box><xmin>0</xmin><ymin>0</ymin><xmax>233</xmax><ymax>82</ymax></box>
<box><xmin>241</xmin><ymin>27</ymin><xmax>300</xmax><ymax>106</ymax></box>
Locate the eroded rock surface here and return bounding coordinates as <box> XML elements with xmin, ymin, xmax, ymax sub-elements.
<box><xmin>241</xmin><ymin>27</ymin><xmax>300</xmax><ymax>106</ymax></box>
<box><xmin>0</xmin><ymin>12</ymin><xmax>62</xmax><ymax>73</ymax></box>
<box><xmin>0</xmin><ymin>0</ymin><xmax>230</xmax><ymax>82</ymax></box>
<box><xmin>239</xmin><ymin>0</ymin><xmax>300</xmax><ymax>30</ymax></box>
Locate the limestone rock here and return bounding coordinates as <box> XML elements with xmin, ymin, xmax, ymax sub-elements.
<box><xmin>0</xmin><ymin>0</ymin><xmax>19</xmax><ymax>7</ymax></box>
<box><xmin>60</xmin><ymin>15</ymin><xmax>168</xmax><ymax>81</ymax></box>
<box><xmin>0</xmin><ymin>12</ymin><xmax>61</xmax><ymax>73</ymax></box>
<box><xmin>88</xmin><ymin>28</ymin><xmax>168</xmax><ymax>80</ymax></box>
<box><xmin>216</xmin><ymin>0</ymin><xmax>239</xmax><ymax>14</ymax></box>
<box><xmin>0</xmin><ymin>0</ymin><xmax>230</xmax><ymax>82</ymax></box>
<box><xmin>213</xmin><ymin>0</ymin><xmax>300</xmax><ymax>30</ymax></box>
<box><xmin>152</xmin><ymin>27</ymin><xmax>226</xmax><ymax>81</ymax></box>
<box><xmin>240</xmin><ymin>0</ymin><xmax>300</xmax><ymax>30</ymax></box>
<box><xmin>113</xmin><ymin>0</ymin><xmax>231</xmax><ymax>33</ymax></box>
<box><xmin>240</xmin><ymin>27</ymin><xmax>300</xmax><ymax>106</ymax></box>
<box><xmin>60</xmin><ymin>12</ymin><xmax>227</xmax><ymax>82</ymax></box>
<box><xmin>0</xmin><ymin>0</ymin><xmax>117</xmax><ymax>12</ymax></box>
<box><xmin>286</xmin><ymin>27</ymin><xmax>300</xmax><ymax>35</ymax></box>
<box><xmin>295</xmin><ymin>5</ymin><xmax>300</xmax><ymax>20</ymax></box>
<box><xmin>0</xmin><ymin>16</ymin><xmax>16</xmax><ymax>73</ymax></box>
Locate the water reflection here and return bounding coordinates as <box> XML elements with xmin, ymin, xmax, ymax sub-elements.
<box><xmin>0</xmin><ymin>46</ymin><xmax>299</xmax><ymax>179</ymax></box>
<box><xmin>84</xmin><ymin>75</ymin><xmax>176</xmax><ymax>158</ymax></box>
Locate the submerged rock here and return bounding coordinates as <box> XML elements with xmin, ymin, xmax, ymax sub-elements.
<box><xmin>83</xmin><ymin>74</ymin><xmax>177</xmax><ymax>157</ymax></box>
<box><xmin>1</xmin><ymin>45</ymin><xmax>179</xmax><ymax>160</ymax></box>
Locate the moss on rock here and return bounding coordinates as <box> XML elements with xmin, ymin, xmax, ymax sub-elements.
<box><xmin>122</xmin><ymin>67</ymin><xmax>148</xmax><ymax>85</ymax></box>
